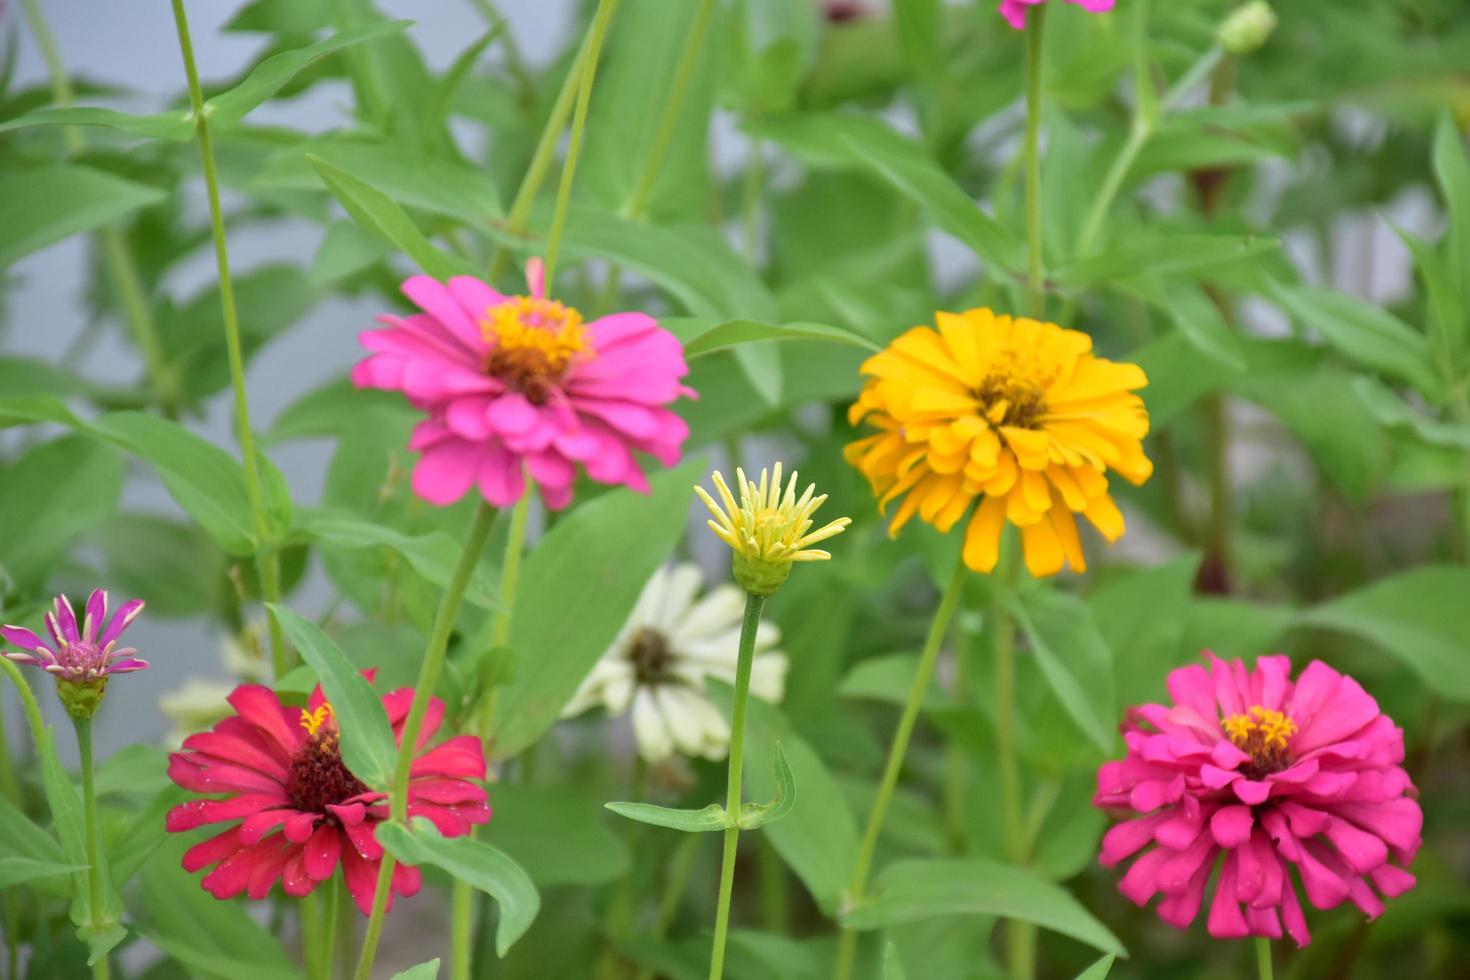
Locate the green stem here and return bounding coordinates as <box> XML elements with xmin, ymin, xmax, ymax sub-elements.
<box><xmin>1022</xmin><ymin>4</ymin><xmax>1047</xmax><ymax>315</ymax></box>
<box><xmin>623</xmin><ymin>0</ymin><xmax>717</xmax><ymax>219</ymax></box>
<box><xmin>544</xmin><ymin>0</ymin><xmax>621</xmax><ymax>290</ymax></box>
<box><xmin>834</xmin><ymin>550</ymin><xmax>969</xmax><ymax>980</ymax></box>
<box><xmin>707</xmin><ymin>592</ymin><xmax>767</xmax><ymax>980</ymax></box>
<box><xmin>1255</xmin><ymin>936</ymin><xmax>1274</xmax><ymax>980</ymax></box>
<box><xmin>450</xmin><ymin>874</ymin><xmax>475</xmax><ymax>980</ymax></box>
<box><xmin>942</xmin><ymin>619</ymin><xmax>973</xmax><ymax>852</ymax></box>
<box><xmin>170</xmin><ymin>0</ymin><xmax>289</xmax><ymax>678</ymax></box>
<box><xmin>992</xmin><ymin>543</ymin><xmax>1034</xmax><ymax>979</ymax></box>
<box><xmin>73</xmin><ymin>716</ymin><xmax>110</xmax><ymax>980</ymax></box>
<box><xmin>302</xmin><ymin>891</ymin><xmax>324</xmax><ymax>979</ymax></box>
<box><xmin>353</xmin><ymin>502</ymin><xmax>499</xmax><ymax>980</ymax></box>
<box><xmin>332</xmin><ymin>875</ymin><xmax>354</xmax><ymax>980</ymax></box>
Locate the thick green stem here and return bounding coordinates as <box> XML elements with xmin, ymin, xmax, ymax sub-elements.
<box><xmin>354</xmin><ymin>502</ymin><xmax>499</xmax><ymax>980</ymax></box>
<box><xmin>170</xmin><ymin>0</ymin><xmax>289</xmax><ymax>678</ymax></box>
<box><xmin>544</xmin><ymin>0</ymin><xmax>621</xmax><ymax>289</ymax></box>
<box><xmin>834</xmin><ymin>551</ymin><xmax>969</xmax><ymax>980</ymax></box>
<box><xmin>1255</xmin><ymin>936</ymin><xmax>1274</xmax><ymax>980</ymax></box>
<box><xmin>73</xmin><ymin>716</ymin><xmax>110</xmax><ymax>980</ymax></box>
<box><xmin>707</xmin><ymin>592</ymin><xmax>767</xmax><ymax>980</ymax></box>
<box><xmin>450</xmin><ymin>875</ymin><xmax>475</xmax><ymax>980</ymax></box>
<box><xmin>1022</xmin><ymin>5</ymin><xmax>1047</xmax><ymax>315</ymax></box>
<box><xmin>623</xmin><ymin>0</ymin><xmax>717</xmax><ymax>219</ymax></box>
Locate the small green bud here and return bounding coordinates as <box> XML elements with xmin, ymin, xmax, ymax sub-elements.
<box><xmin>56</xmin><ymin>677</ymin><xmax>108</xmax><ymax>720</ymax></box>
<box><xmin>732</xmin><ymin>551</ymin><xmax>793</xmax><ymax>597</ymax></box>
<box><xmin>1217</xmin><ymin>1</ymin><xmax>1277</xmax><ymax>56</ymax></box>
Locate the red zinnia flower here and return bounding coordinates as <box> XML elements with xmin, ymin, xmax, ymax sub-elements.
<box><xmin>166</xmin><ymin>680</ymin><xmax>489</xmax><ymax>914</ymax></box>
<box><xmin>1094</xmin><ymin>654</ymin><xmax>1421</xmax><ymax>946</ymax></box>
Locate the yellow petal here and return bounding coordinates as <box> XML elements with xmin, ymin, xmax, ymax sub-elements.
<box><xmin>962</xmin><ymin>495</ymin><xmax>1007</xmax><ymax>572</ymax></box>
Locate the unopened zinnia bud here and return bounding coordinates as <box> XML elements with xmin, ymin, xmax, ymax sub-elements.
<box><xmin>1217</xmin><ymin>1</ymin><xmax>1276</xmax><ymax>56</ymax></box>
<box><xmin>2</xmin><ymin>590</ymin><xmax>147</xmax><ymax>720</ymax></box>
<box><xmin>694</xmin><ymin>464</ymin><xmax>850</xmax><ymax>596</ymax></box>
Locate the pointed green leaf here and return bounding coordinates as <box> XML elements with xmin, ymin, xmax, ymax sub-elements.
<box><xmin>843</xmin><ymin>857</ymin><xmax>1126</xmax><ymax>957</ymax></box>
<box><xmin>737</xmin><ymin>742</ymin><xmax>797</xmax><ymax>830</ymax></box>
<box><xmin>0</xmin><ymin>105</ymin><xmax>192</xmax><ymax>140</ymax></box>
<box><xmin>1009</xmin><ymin>589</ymin><xmax>1115</xmax><ymax>753</ymax></box>
<box><xmin>1057</xmin><ymin>235</ymin><xmax>1279</xmax><ymax>287</ymax></box>
<box><xmin>884</xmin><ymin>943</ymin><xmax>909</xmax><ymax>980</ymax></box>
<box><xmin>1075</xmin><ymin>955</ymin><xmax>1116</xmax><ymax>980</ymax></box>
<box><xmin>0</xmin><ymin>165</ymin><xmax>166</xmax><ymax>268</ymax></box>
<box><xmin>0</xmin><ymin>856</ymin><xmax>89</xmax><ymax>890</ymax></box>
<box><xmin>268</xmin><ymin>605</ymin><xmax>398</xmax><ymax>788</ymax></box>
<box><xmin>604</xmin><ymin>801</ymin><xmax>729</xmax><ymax>833</ymax></box>
<box><xmin>668</xmin><ymin>317</ymin><xmax>879</xmax><ymax>358</ymax></box>
<box><xmin>377</xmin><ymin>819</ymin><xmax>539</xmax><ymax>957</ymax></box>
<box><xmin>390</xmin><ymin>960</ymin><xmax>442</xmax><ymax>980</ymax></box>
<box><xmin>1432</xmin><ymin>112</ymin><xmax>1470</xmax><ymax>298</ymax></box>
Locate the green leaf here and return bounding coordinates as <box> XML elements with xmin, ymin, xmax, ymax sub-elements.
<box><xmin>480</xmin><ymin>785</ymin><xmax>630</xmax><ymax>887</ymax></box>
<box><xmin>297</xmin><ymin>508</ymin><xmax>499</xmax><ymax>609</ymax></box>
<box><xmin>207</xmin><ymin>22</ymin><xmax>410</xmax><ymax>130</ymax></box>
<box><xmin>268</xmin><ymin>605</ymin><xmax>398</xmax><ymax>788</ymax></box>
<box><xmin>97</xmin><ymin>516</ymin><xmax>223</xmax><ymax>619</ymax></box>
<box><xmin>1075</xmin><ymin>955</ymin><xmax>1116</xmax><ymax>980</ymax></box>
<box><xmin>1267</xmin><ymin>280</ymin><xmax>1444</xmax><ymax>402</ymax></box>
<box><xmin>838</xmin><ymin>124</ymin><xmax>1022</xmax><ymax>272</ymax></box>
<box><xmin>1353</xmin><ymin>377</ymin><xmax>1470</xmax><ymax>449</ymax></box>
<box><xmin>0</xmin><ymin>435</ymin><xmax>123</xmax><ymax>589</ymax></box>
<box><xmin>0</xmin><ymin>792</ymin><xmax>68</xmax><ymax>868</ymax></box>
<box><xmin>1393</xmin><ymin>222</ymin><xmax>1465</xmax><ymax>375</ymax></box>
<box><xmin>0</xmin><ymin>105</ymin><xmax>192</xmax><ymax>141</ymax></box>
<box><xmin>604</xmin><ymin>801</ymin><xmax>729</xmax><ymax>833</ymax></box>
<box><xmin>88</xmin><ymin>411</ymin><xmax>259</xmax><ymax>556</ymax></box>
<box><xmin>0</xmin><ymin>856</ymin><xmax>89</xmax><ymax>890</ymax></box>
<box><xmin>1297</xmin><ymin>566</ymin><xmax>1470</xmax><ymax>702</ymax></box>
<box><xmin>839</xmin><ymin>652</ymin><xmax>944</xmax><ymax>710</ymax></box>
<box><xmin>843</xmin><ymin>858</ymin><xmax>1126</xmax><ymax>957</ymax></box>
<box><xmin>309</xmin><ymin>154</ymin><xmax>473</xmax><ymax>281</ymax></box>
<box><xmin>0</xmin><ymin>164</ymin><xmax>166</xmax><ymax>267</ymax></box>
<box><xmin>390</xmin><ymin>961</ymin><xmax>442</xmax><ymax>980</ymax></box>
<box><xmin>491</xmin><ymin>457</ymin><xmax>705</xmax><ymax>759</ymax></box>
<box><xmin>667</xmin><ymin>317</ymin><xmax>880</xmax><ymax>358</ymax></box>
<box><xmin>1090</xmin><ymin>555</ymin><xmax>1200</xmax><ymax>711</ymax></box>
<box><xmin>1117</xmin><ymin>277</ymin><xmax>1246</xmax><ymax>372</ymax></box>
<box><xmin>1009</xmin><ymin>588</ymin><xmax>1116</xmax><ymax>752</ymax></box>
<box><xmin>377</xmin><ymin>819</ymin><xmax>540</xmax><ymax>957</ymax></box>
<box><xmin>737</xmin><ymin>742</ymin><xmax>797</xmax><ymax>830</ymax></box>
<box><xmin>883</xmin><ymin>942</ymin><xmax>909</xmax><ymax>980</ymax></box>
<box><xmin>1057</xmin><ymin>235</ymin><xmax>1280</xmax><ymax>287</ymax></box>
<box><xmin>707</xmin><ymin>685</ymin><xmax>859</xmax><ymax>916</ymax></box>
<box><xmin>1432</xmin><ymin>112</ymin><xmax>1470</xmax><ymax>300</ymax></box>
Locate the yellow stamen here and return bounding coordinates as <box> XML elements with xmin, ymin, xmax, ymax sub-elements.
<box><xmin>481</xmin><ymin>296</ymin><xmax>588</xmax><ymax>374</ymax></box>
<box><xmin>300</xmin><ymin>703</ymin><xmax>333</xmax><ymax>736</ymax></box>
<box><xmin>1221</xmin><ymin>704</ymin><xmax>1297</xmax><ymax>752</ymax></box>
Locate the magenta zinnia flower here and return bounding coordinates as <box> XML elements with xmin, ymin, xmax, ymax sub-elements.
<box><xmin>999</xmin><ymin>0</ymin><xmax>1113</xmax><ymax>30</ymax></box>
<box><xmin>1094</xmin><ymin>654</ymin><xmax>1421</xmax><ymax>946</ymax></box>
<box><xmin>352</xmin><ymin>258</ymin><xmax>694</xmax><ymax>510</ymax></box>
<box><xmin>166</xmin><ymin>680</ymin><xmax>490</xmax><ymax>914</ymax></box>
<box><xmin>2</xmin><ymin>590</ymin><xmax>148</xmax><ymax>681</ymax></box>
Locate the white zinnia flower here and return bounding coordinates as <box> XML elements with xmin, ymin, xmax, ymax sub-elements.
<box><xmin>562</xmin><ymin>563</ymin><xmax>788</xmax><ymax>762</ymax></box>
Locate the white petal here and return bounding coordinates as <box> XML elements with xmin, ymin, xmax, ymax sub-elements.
<box><xmin>631</xmin><ymin>688</ymin><xmax>673</xmax><ymax>762</ymax></box>
<box><xmin>655</xmin><ymin>686</ymin><xmax>709</xmax><ymax>757</ymax></box>
<box><xmin>748</xmin><ymin>652</ymin><xmax>790</xmax><ymax>703</ymax></box>
<box><xmin>673</xmin><ymin>583</ymin><xmax>745</xmax><ymax>640</ymax></box>
<box><xmin>602</xmin><ymin>674</ymin><xmax>636</xmax><ymax>715</ymax></box>
<box><xmin>650</xmin><ymin>564</ymin><xmax>704</xmax><ymax>632</ymax></box>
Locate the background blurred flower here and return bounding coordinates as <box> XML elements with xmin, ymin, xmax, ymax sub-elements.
<box><xmin>562</xmin><ymin>563</ymin><xmax>787</xmax><ymax>762</ymax></box>
<box><xmin>353</xmin><ymin>258</ymin><xmax>694</xmax><ymax>511</ymax></box>
<box><xmin>999</xmin><ymin>0</ymin><xmax>1114</xmax><ymax>30</ymax></box>
<box><xmin>1094</xmin><ymin>654</ymin><xmax>1421</xmax><ymax>946</ymax></box>
<box><xmin>847</xmin><ymin>308</ymin><xmax>1150</xmax><ymax>577</ymax></box>
<box><xmin>167</xmin><ymin>680</ymin><xmax>489</xmax><ymax>914</ymax></box>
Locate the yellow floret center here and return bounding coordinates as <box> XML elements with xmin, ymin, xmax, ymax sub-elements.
<box><xmin>480</xmin><ymin>297</ymin><xmax>589</xmax><ymax>392</ymax></box>
<box><xmin>1221</xmin><ymin>705</ymin><xmax>1297</xmax><ymax>775</ymax></box>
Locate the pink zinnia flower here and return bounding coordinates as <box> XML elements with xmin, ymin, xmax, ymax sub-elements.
<box><xmin>166</xmin><ymin>679</ymin><xmax>490</xmax><ymax>914</ymax></box>
<box><xmin>352</xmin><ymin>258</ymin><xmax>694</xmax><ymax>510</ymax></box>
<box><xmin>999</xmin><ymin>0</ymin><xmax>1114</xmax><ymax>30</ymax></box>
<box><xmin>1094</xmin><ymin>654</ymin><xmax>1422</xmax><ymax>946</ymax></box>
<box><xmin>2</xmin><ymin>590</ymin><xmax>148</xmax><ymax>681</ymax></box>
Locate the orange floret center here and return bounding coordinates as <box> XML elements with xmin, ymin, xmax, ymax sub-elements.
<box><xmin>480</xmin><ymin>296</ymin><xmax>589</xmax><ymax>402</ymax></box>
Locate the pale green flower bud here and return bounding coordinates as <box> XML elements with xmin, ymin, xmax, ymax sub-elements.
<box><xmin>1218</xmin><ymin>1</ymin><xmax>1277</xmax><ymax>56</ymax></box>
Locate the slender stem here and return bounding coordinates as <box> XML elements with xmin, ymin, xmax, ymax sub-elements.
<box><xmin>332</xmin><ymin>876</ymin><xmax>354</xmax><ymax>980</ymax></box>
<box><xmin>465</xmin><ymin>0</ymin><xmax>537</xmax><ymax>107</ymax></box>
<box><xmin>450</xmin><ymin>874</ymin><xmax>475</xmax><ymax>980</ymax></box>
<box><xmin>991</xmin><ymin>541</ymin><xmax>1035</xmax><ymax>980</ymax></box>
<box><xmin>707</xmin><ymin>592</ymin><xmax>767</xmax><ymax>980</ymax></box>
<box><xmin>73</xmin><ymin>716</ymin><xmax>110</xmax><ymax>980</ymax></box>
<box><xmin>942</xmin><ymin>619</ymin><xmax>974</xmax><ymax>852</ymax></box>
<box><xmin>834</xmin><ymin>551</ymin><xmax>969</xmax><ymax>980</ymax></box>
<box><xmin>354</xmin><ymin>502</ymin><xmax>499</xmax><ymax>980</ymax></box>
<box><xmin>1255</xmin><ymin>937</ymin><xmax>1274</xmax><ymax>980</ymax></box>
<box><xmin>1021</xmin><ymin>4</ymin><xmax>1048</xmax><ymax>315</ymax></box>
<box><xmin>302</xmin><ymin>891</ymin><xmax>325</xmax><ymax>980</ymax></box>
<box><xmin>623</xmin><ymin>0</ymin><xmax>717</xmax><ymax>218</ymax></box>
<box><xmin>170</xmin><ymin>0</ymin><xmax>289</xmax><ymax>678</ymax></box>
<box><xmin>544</xmin><ymin>0</ymin><xmax>619</xmax><ymax>289</ymax></box>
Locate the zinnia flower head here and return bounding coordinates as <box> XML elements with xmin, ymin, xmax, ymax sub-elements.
<box><xmin>999</xmin><ymin>0</ymin><xmax>1114</xmax><ymax>30</ymax></box>
<box><xmin>845</xmin><ymin>309</ymin><xmax>1150</xmax><ymax>577</ymax></box>
<box><xmin>1094</xmin><ymin>654</ymin><xmax>1422</xmax><ymax>946</ymax></box>
<box><xmin>166</xmin><ymin>678</ymin><xmax>490</xmax><ymax>914</ymax></box>
<box><xmin>353</xmin><ymin>257</ymin><xmax>694</xmax><ymax>511</ymax></box>
<box><xmin>562</xmin><ymin>563</ymin><xmax>787</xmax><ymax>761</ymax></box>
<box><xmin>694</xmin><ymin>464</ymin><xmax>851</xmax><ymax>596</ymax></box>
<box><xmin>2</xmin><ymin>590</ymin><xmax>146</xmax><ymax>718</ymax></box>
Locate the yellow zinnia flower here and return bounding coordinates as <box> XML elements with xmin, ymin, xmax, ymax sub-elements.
<box><xmin>845</xmin><ymin>308</ymin><xmax>1151</xmax><ymax>577</ymax></box>
<box><xmin>695</xmin><ymin>464</ymin><xmax>851</xmax><ymax>595</ymax></box>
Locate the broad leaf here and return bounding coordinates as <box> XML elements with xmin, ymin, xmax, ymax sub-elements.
<box><xmin>481</xmin><ymin>785</ymin><xmax>630</xmax><ymax>887</ymax></box>
<box><xmin>1075</xmin><ymin>955</ymin><xmax>1116</xmax><ymax>979</ymax></box>
<box><xmin>377</xmin><ymin>819</ymin><xmax>540</xmax><ymax>957</ymax></box>
<box><xmin>844</xmin><ymin>858</ymin><xmax>1126</xmax><ymax>957</ymax></box>
<box><xmin>391</xmin><ymin>961</ymin><xmax>442</xmax><ymax>980</ymax></box>
<box><xmin>0</xmin><ymin>165</ymin><xmax>166</xmax><ymax>267</ymax></box>
<box><xmin>667</xmin><ymin>317</ymin><xmax>879</xmax><ymax>358</ymax></box>
<box><xmin>0</xmin><ymin>854</ymin><xmax>87</xmax><ymax>889</ymax></box>
<box><xmin>1433</xmin><ymin>112</ymin><xmax>1470</xmax><ymax>301</ymax></box>
<box><xmin>1009</xmin><ymin>589</ymin><xmax>1116</xmax><ymax>752</ymax></box>
<box><xmin>0</xmin><ymin>435</ymin><xmax>123</xmax><ymax>589</ymax></box>
<box><xmin>884</xmin><ymin>942</ymin><xmax>909</xmax><ymax>980</ymax></box>
<box><xmin>268</xmin><ymin>605</ymin><xmax>398</xmax><ymax>788</ymax></box>
<box><xmin>604</xmin><ymin>802</ymin><xmax>728</xmax><ymax>833</ymax></box>
<box><xmin>1057</xmin><ymin>235</ymin><xmax>1279</xmax><ymax>287</ymax></box>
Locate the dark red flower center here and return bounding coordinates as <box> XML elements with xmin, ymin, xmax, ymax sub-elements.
<box><xmin>626</xmin><ymin>627</ymin><xmax>673</xmax><ymax>686</ymax></box>
<box><xmin>286</xmin><ymin>732</ymin><xmax>368</xmax><ymax>815</ymax></box>
<box><xmin>1221</xmin><ymin>705</ymin><xmax>1297</xmax><ymax>780</ymax></box>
